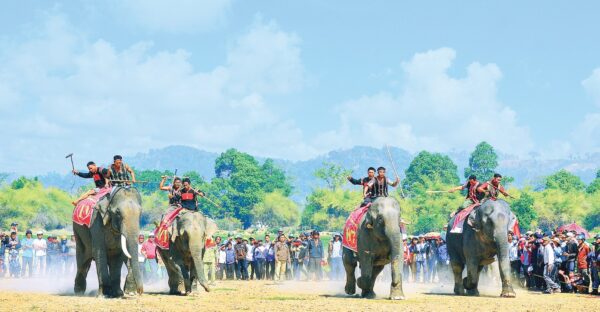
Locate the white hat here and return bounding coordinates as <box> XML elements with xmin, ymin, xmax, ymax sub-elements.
<box><xmin>566</xmin><ymin>232</ymin><xmax>574</xmax><ymax>238</ymax></box>
<box><xmin>36</xmin><ymin>231</ymin><xmax>44</xmax><ymax>235</ymax></box>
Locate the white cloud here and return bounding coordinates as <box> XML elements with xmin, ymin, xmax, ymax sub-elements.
<box><xmin>582</xmin><ymin>67</ymin><xmax>600</xmax><ymax>108</ymax></box>
<box><xmin>115</xmin><ymin>0</ymin><xmax>232</xmax><ymax>33</ymax></box>
<box><xmin>313</xmin><ymin>48</ymin><xmax>533</xmax><ymax>156</ymax></box>
<box><xmin>0</xmin><ymin>14</ymin><xmax>308</xmax><ymax>174</ymax></box>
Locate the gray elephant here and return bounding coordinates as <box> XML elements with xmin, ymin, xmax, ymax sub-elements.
<box><xmin>73</xmin><ymin>187</ymin><xmax>144</xmax><ymax>297</ymax></box>
<box><xmin>156</xmin><ymin>210</ymin><xmax>217</xmax><ymax>295</ymax></box>
<box><xmin>343</xmin><ymin>197</ymin><xmax>405</xmax><ymax>300</ymax></box>
<box><xmin>446</xmin><ymin>199</ymin><xmax>517</xmax><ymax>297</ymax></box>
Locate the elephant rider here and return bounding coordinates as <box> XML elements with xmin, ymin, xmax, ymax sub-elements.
<box><xmin>71</xmin><ymin>161</ymin><xmax>110</xmax><ymax>206</ymax></box>
<box><xmin>180</xmin><ymin>178</ymin><xmax>205</xmax><ymax>211</ymax></box>
<box><xmin>448</xmin><ymin>175</ymin><xmax>485</xmax><ymax>218</ymax></box>
<box><xmin>347</xmin><ymin>167</ymin><xmax>376</xmax><ymax>206</ymax></box>
<box><xmin>159</xmin><ymin>176</ymin><xmax>183</xmax><ymax>209</ymax></box>
<box><xmin>109</xmin><ymin>155</ymin><xmax>136</xmax><ymax>187</ymax></box>
<box><xmin>362</xmin><ymin>167</ymin><xmax>399</xmax><ymax>228</ymax></box>
<box><xmin>477</xmin><ymin>173</ymin><xmax>513</xmax><ymax>202</ymax></box>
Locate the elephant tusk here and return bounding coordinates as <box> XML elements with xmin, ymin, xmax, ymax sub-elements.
<box><xmin>121</xmin><ymin>235</ymin><xmax>132</xmax><ymax>259</ymax></box>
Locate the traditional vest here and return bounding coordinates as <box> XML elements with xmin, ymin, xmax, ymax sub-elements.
<box><xmin>169</xmin><ymin>187</ymin><xmax>182</xmax><ymax>206</ymax></box>
<box><xmin>110</xmin><ymin>164</ymin><xmax>130</xmax><ymax>186</ymax></box>
<box><xmin>92</xmin><ymin>167</ymin><xmax>107</xmax><ymax>188</ymax></box>
<box><xmin>465</xmin><ymin>181</ymin><xmax>484</xmax><ymax>203</ymax></box>
<box><xmin>180</xmin><ymin>188</ymin><xmax>197</xmax><ymax>210</ymax></box>
<box><xmin>372</xmin><ymin>177</ymin><xmax>389</xmax><ymax>198</ymax></box>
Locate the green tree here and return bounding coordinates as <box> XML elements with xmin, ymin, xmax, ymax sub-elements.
<box><xmin>464</xmin><ymin>141</ymin><xmax>498</xmax><ymax>181</ymax></box>
<box><xmin>582</xmin><ymin>192</ymin><xmax>600</xmax><ymax>231</ymax></box>
<box><xmin>586</xmin><ymin>169</ymin><xmax>600</xmax><ymax>194</ymax></box>
<box><xmin>511</xmin><ymin>191</ymin><xmax>537</xmax><ymax>229</ymax></box>
<box><xmin>261</xmin><ymin>159</ymin><xmax>293</xmax><ymax>196</ymax></box>
<box><xmin>134</xmin><ymin>169</ymin><xmax>174</xmax><ymax>194</ymax></box>
<box><xmin>253</xmin><ymin>192</ymin><xmax>300</xmax><ymax>228</ymax></box>
<box><xmin>544</xmin><ymin>169</ymin><xmax>585</xmax><ymax>192</ymax></box>
<box><xmin>403</xmin><ymin>151</ymin><xmax>459</xmax><ymax>192</ymax></box>
<box><xmin>302</xmin><ymin>188</ymin><xmax>362</xmax><ymax>231</ymax></box>
<box><xmin>313</xmin><ymin>162</ymin><xmax>352</xmax><ymax>190</ymax></box>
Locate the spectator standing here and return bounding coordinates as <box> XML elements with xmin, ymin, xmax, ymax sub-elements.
<box><xmin>426</xmin><ymin>238</ymin><xmax>438</xmax><ymax>282</ymax></box>
<box><xmin>297</xmin><ymin>234</ymin><xmax>309</xmax><ymax>280</ymax></box>
<box><xmin>7</xmin><ymin>231</ymin><xmax>21</xmax><ymax>277</ymax></box>
<box><xmin>234</xmin><ymin>236</ymin><xmax>248</xmax><ymax>280</ymax></box>
<box><xmin>225</xmin><ymin>242</ymin><xmax>236</xmax><ymax>280</ymax></box>
<box><xmin>137</xmin><ymin>234</ymin><xmax>147</xmax><ymax>281</ymax></box>
<box><xmin>328</xmin><ymin>234</ymin><xmax>343</xmax><ymax>281</ymax></box>
<box><xmin>542</xmin><ymin>237</ymin><xmax>561</xmax><ymax>294</ymax></box>
<box><xmin>265</xmin><ymin>236</ymin><xmax>275</xmax><ymax>280</ymax></box>
<box><xmin>59</xmin><ymin>236</ymin><xmax>69</xmax><ymax>274</ymax></box>
<box><xmin>508</xmin><ymin>232</ymin><xmax>520</xmax><ymax>281</ymax></box>
<box><xmin>141</xmin><ymin>233</ymin><xmax>158</xmax><ymax>283</ymax></box>
<box><xmin>46</xmin><ymin>236</ymin><xmax>61</xmax><ymax>276</ymax></box>
<box><xmin>415</xmin><ymin>236</ymin><xmax>428</xmax><ymax>283</ymax></box>
<box><xmin>591</xmin><ymin>234</ymin><xmax>600</xmax><ymax>296</ymax></box>
<box><xmin>204</xmin><ymin>238</ymin><xmax>217</xmax><ymax>284</ymax></box>
<box><xmin>66</xmin><ymin>235</ymin><xmax>77</xmax><ymax>273</ymax></box>
<box><xmin>246</xmin><ymin>238</ymin><xmax>255</xmax><ymax>280</ymax></box>
<box><xmin>576</xmin><ymin>235</ymin><xmax>591</xmax><ymax>293</ymax></box>
<box><xmin>217</xmin><ymin>244</ymin><xmax>227</xmax><ymax>280</ymax></box>
<box><xmin>253</xmin><ymin>240</ymin><xmax>266</xmax><ymax>280</ymax></box>
<box><xmin>0</xmin><ymin>232</ymin><xmax>7</xmax><ymax>264</ymax></box>
<box><xmin>403</xmin><ymin>238</ymin><xmax>411</xmax><ymax>281</ymax></box>
<box><xmin>565</xmin><ymin>233</ymin><xmax>578</xmax><ymax>275</ymax></box>
<box><xmin>436</xmin><ymin>238</ymin><xmax>449</xmax><ymax>282</ymax></box>
<box><xmin>33</xmin><ymin>231</ymin><xmax>47</xmax><ymax>276</ymax></box>
<box><xmin>21</xmin><ymin>230</ymin><xmax>35</xmax><ymax>278</ymax></box>
<box><xmin>307</xmin><ymin>231</ymin><xmax>324</xmax><ymax>281</ymax></box>
<box><xmin>274</xmin><ymin>235</ymin><xmax>290</xmax><ymax>281</ymax></box>
<box><xmin>408</xmin><ymin>237</ymin><xmax>418</xmax><ymax>282</ymax></box>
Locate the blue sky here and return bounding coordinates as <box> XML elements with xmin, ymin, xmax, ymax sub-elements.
<box><xmin>1</xmin><ymin>1</ymin><xmax>599</xmax><ymax>174</ymax></box>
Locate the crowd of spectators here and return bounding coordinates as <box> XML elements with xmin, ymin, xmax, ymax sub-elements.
<box><xmin>2</xmin><ymin>221</ymin><xmax>599</xmax><ymax>297</ymax></box>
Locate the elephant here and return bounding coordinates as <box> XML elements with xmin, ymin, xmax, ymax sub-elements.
<box><xmin>446</xmin><ymin>199</ymin><xmax>517</xmax><ymax>298</ymax></box>
<box><xmin>73</xmin><ymin>187</ymin><xmax>144</xmax><ymax>297</ymax></box>
<box><xmin>343</xmin><ymin>197</ymin><xmax>405</xmax><ymax>300</ymax></box>
<box><xmin>156</xmin><ymin>210</ymin><xmax>218</xmax><ymax>295</ymax></box>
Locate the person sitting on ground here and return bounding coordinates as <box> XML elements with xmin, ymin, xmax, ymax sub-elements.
<box><xmin>71</xmin><ymin>161</ymin><xmax>110</xmax><ymax>206</ymax></box>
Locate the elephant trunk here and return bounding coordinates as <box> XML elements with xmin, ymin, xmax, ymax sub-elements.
<box><xmin>493</xmin><ymin>216</ymin><xmax>515</xmax><ymax>296</ymax></box>
<box><xmin>383</xmin><ymin>208</ymin><xmax>405</xmax><ymax>299</ymax></box>
<box><xmin>126</xmin><ymin>234</ymin><xmax>144</xmax><ymax>294</ymax></box>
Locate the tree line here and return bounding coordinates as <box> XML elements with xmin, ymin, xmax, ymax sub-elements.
<box><xmin>0</xmin><ymin>143</ymin><xmax>599</xmax><ymax>235</ymax></box>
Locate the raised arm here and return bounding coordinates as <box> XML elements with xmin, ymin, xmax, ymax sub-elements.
<box><xmin>347</xmin><ymin>176</ymin><xmax>362</xmax><ymax>185</ymax></box>
<box><xmin>74</xmin><ymin>170</ymin><xmax>92</xmax><ymax>178</ymax></box>
<box><xmin>159</xmin><ymin>176</ymin><xmax>171</xmax><ymax>191</ymax></box>
<box><xmin>448</xmin><ymin>185</ymin><xmax>464</xmax><ymax>193</ymax></box>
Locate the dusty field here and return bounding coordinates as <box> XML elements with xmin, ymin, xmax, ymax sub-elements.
<box><xmin>0</xmin><ymin>277</ymin><xmax>597</xmax><ymax>312</ymax></box>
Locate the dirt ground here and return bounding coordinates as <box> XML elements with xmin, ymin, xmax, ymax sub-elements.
<box><xmin>0</xmin><ymin>277</ymin><xmax>597</xmax><ymax>312</ymax></box>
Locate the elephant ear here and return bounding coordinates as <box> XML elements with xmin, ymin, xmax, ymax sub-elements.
<box><xmin>205</xmin><ymin>217</ymin><xmax>218</xmax><ymax>238</ymax></box>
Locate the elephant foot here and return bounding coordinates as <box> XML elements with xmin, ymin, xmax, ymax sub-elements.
<box><xmin>357</xmin><ymin>276</ymin><xmax>369</xmax><ymax>290</ymax></box>
<box><xmin>113</xmin><ymin>289</ymin><xmax>124</xmax><ymax>298</ymax></box>
<box><xmin>466</xmin><ymin>289</ymin><xmax>479</xmax><ymax>296</ymax></box>
<box><xmin>390</xmin><ymin>288</ymin><xmax>405</xmax><ymax>300</ymax></box>
<box><xmin>454</xmin><ymin>284</ymin><xmax>465</xmax><ymax>296</ymax></box>
<box><xmin>345</xmin><ymin>282</ymin><xmax>356</xmax><ymax>295</ymax></box>
<box><xmin>361</xmin><ymin>290</ymin><xmax>376</xmax><ymax>299</ymax></box>
<box><xmin>500</xmin><ymin>287</ymin><xmax>516</xmax><ymax>298</ymax></box>
<box><xmin>199</xmin><ymin>282</ymin><xmax>211</xmax><ymax>293</ymax></box>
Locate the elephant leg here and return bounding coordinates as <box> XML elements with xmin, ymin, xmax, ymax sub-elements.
<box><xmin>342</xmin><ymin>248</ymin><xmax>357</xmax><ymax>296</ymax></box>
<box><xmin>450</xmin><ymin>260</ymin><xmax>465</xmax><ymax>295</ymax></box>
<box><xmin>464</xmin><ymin>260</ymin><xmax>481</xmax><ymax>296</ymax></box>
<box><xmin>358</xmin><ymin>253</ymin><xmax>375</xmax><ymax>299</ymax></box>
<box><xmin>389</xmin><ymin>256</ymin><xmax>406</xmax><ymax>300</ymax></box>
<box><xmin>91</xmin><ymin>230</ymin><xmax>111</xmax><ymax>297</ymax></box>
<box><xmin>108</xmin><ymin>256</ymin><xmax>124</xmax><ymax>297</ymax></box>
<box><xmin>158</xmin><ymin>249</ymin><xmax>184</xmax><ymax>295</ymax></box>
<box><xmin>188</xmin><ymin>235</ymin><xmax>210</xmax><ymax>292</ymax></box>
<box><xmin>73</xmin><ymin>227</ymin><xmax>93</xmax><ymax>295</ymax></box>
<box><xmin>123</xmin><ymin>259</ymin><xmax>137</xmax><ymax>295</ymax></box>
<box><xmin>364</xmin><ymin>265</ymin><xmax>385</xmax><ymax>299</ymax></box>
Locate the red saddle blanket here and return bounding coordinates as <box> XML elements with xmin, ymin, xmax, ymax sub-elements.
<box><xmin>154</xmin><ymin>207</ymin><xmax>183</xmax><ymax>250</ymax></box>
<box><xmin>342</xmin><ymin>204</ymin><xmax>370</xmax><ymax>252</ymax></box>
<box><xmin>450</xmin><ymin>203</ymin><xmax>480</xmax><ymax>233</ymax></box>
<box><xmin>72</xmin><ymin>187</ymin><xmax>112</xmax><ymax>227</ymax></box>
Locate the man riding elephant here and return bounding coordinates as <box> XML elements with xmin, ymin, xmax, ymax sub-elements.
<box><xmin>73</xmin><ymin>186</ymin><xmax>144</xmax><ymax>297</ymax></box>
<box><xmin>343</xmin><ymin>195</ymin><xmax>405</xmax><ymax>300</ymax></box>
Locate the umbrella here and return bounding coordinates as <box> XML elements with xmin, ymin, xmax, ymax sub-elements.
<box><xmin>424</xmin><ymin>232</ymin><xmax>441</xmax><ymax>240</ymax></box>
<box><xmin>556</xmin><ymin>223</ymin><xmax>590</xmax><ymax>239</ymax></box>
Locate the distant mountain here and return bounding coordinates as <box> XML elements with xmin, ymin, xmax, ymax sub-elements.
<box><xmin>30</xmin><ymin>145</ymin><xmax>599</xmax><ymax>203</ymax></box>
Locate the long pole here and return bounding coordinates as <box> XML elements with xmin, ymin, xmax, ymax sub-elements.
<box><xmin>385</xmin><ymin>145</ymin><xmax>406</xmax><ymax>198</ymax></box>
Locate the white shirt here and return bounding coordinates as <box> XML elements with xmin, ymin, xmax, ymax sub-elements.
<box><xmin>543</xmin><ymin>243</ymin><xmax>555</xmax><ymax>265</ymax></box>
<box><xmin>137</xmin><ymin>243</ymin><xmax>145</xmax><ymax>262</ymax></box>
<box><xmin>33</xmin><ymin>238</ymin><xmax>47</xmax><ymax>257</ymax></box>
<box><xmin>508</xmin><ymin>241</ymin><xmax>519</xmax><ymax>261</ymax></box>
<box><xmin>218</xmin><ymin>249</ymin><xmax>227</xmax><ymax>264</ymax></box>
<box><xmin>331</xmin><ymin>241</ymin><xmax>342</xmax><ymax>258</ymax></box>
<box><xmin>246</xmin><ymin>245</ymin><xmax>255</xmax><ymax>261</ymax></box>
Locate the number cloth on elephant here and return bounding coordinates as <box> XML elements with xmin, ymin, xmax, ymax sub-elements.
<box><xmin>342</xmin><ymin>204</ymin><xmax>371</xmax><ymax>252</ymax></box>
<box><xmin>449</xmin><ymin>202</ymin><xmax>480</xmax><ymax>234</ymax></box>
<box><xmin>72</xmin><ymin>186</ymin><xmax>112</xmax><ymax>227</ymax></box>
<box><xmin>154</xmin><ymin>206</ymin><xmax>184</xmax><ymax>249</ymax></box>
